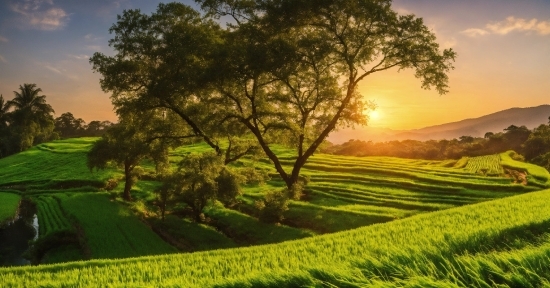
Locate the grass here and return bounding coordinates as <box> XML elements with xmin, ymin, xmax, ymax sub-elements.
<box><xmin>148</xmin><ymin>215</ymin><xmax>238</xmax><ymax>252</ymax></box>
<box><xmin>0</xmin><ymin>192</ymin><xmax>21</xmax><ymax>224</ymax></box>
<box><xmin>464</xmin><ymin>154</ymin><xmax>504</xmax><ymax>176</ymax></box>
<box><xmin>55</xmin><ymin>193</ymin><xmax>177</xmax><ymax>259</ymax></box>
<box><xmin>34</xmin><ymin>195</ymin><xmax>72</xmax><ymax>236</ymax></box>
<box><xmin>1</xmin><ymin>189</ymin><xmax>550</xmax><ymax>287</ymax></box>
<box><xmin>0</xmin><ymin>138</ymin><xmax>120</xmax><ymax>190</ymax></box>
<box><xmin>501</xmin><ymin>150</ymin><xmax>550</xmax><ymax>184</ymax></box>
<box><xmin>204</xmin><ymin>205</ymin><xmax>315</xmax><ymax>245</ymax></box>
<box><xmin>1</xmin><ymin>138</ymin><xmax>550</xmax><ymax>287</ymax></box>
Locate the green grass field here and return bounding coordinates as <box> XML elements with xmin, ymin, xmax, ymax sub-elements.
<box><xmin>1</xmin><ymin>138</ymin><xmax>550</xmax><ymax>287</ymax></box>
<box><xmin>0</xmin><ymin>193</ymin><xmax>21</xmax><ymax>224</ymax></box>
<box><xmin>1</xmin><ymin>189</ymin><xmax>550</xmax><ymax>287</ymax></box>
<box><xmin>0</xmin><ymin>138</ymin><xmax>120</xmax><ymax>191</ymax></box>
<box><xmin>55</xmin><ymin>193</ymin><xmax>177</xmax><ymax>259</ymax></box>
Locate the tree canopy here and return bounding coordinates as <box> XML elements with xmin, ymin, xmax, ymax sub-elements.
<box><xmin>0</xmin><ymin>84</ymin><xmax>57</xmax><ymax>157</ymax></box>
<box><xmin>91</xmin><ymin>0</ymin><xmax>456</xmax><ymax>190</ymax></box>
<box><xmin>87</xmin><ymin>110</ymin><xmax>174</xmax><ymax>200</ymax></box>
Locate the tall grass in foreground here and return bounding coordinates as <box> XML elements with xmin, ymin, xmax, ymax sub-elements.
<box><xmin>1</xmin><ymin>189</ymin><xmax>550</xmax><ymax>287</ymax></box>
<box><xmin>0</xmin><ymin>193</ymin><xmax>21</xmax><ymax>224</ymax></box>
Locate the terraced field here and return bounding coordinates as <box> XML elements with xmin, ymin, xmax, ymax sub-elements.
<box><xmin>1</xmin><ymin>138</ymin><xmax>550</xmax><ymax>287</ymax></box>
<box><xmin>238</xmin><ymin>150</ymin><xmax>546</xmax><ymax>233</ymax></box>
<box><xmin>34</xmin><ymin>195</ymin><xmax>72</xmax><ymax>237</ymax></box>
<box><xmin>2</xmin><ymin>189</ymin><xmax>550</xmax><ymax>287</ymax></box>
<box><xmin>464</xmin><ymin>154</ymin><xmax>504</xmax><ymax>175</ymax></box>
<box><xmin>0</xmin><ymin>138</ymin><xmax>120</xmax><ymax>191</ymax></box>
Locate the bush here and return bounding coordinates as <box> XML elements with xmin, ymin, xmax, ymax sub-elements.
<box><xmin>216</xmin><ymin>168</ymin><xmax>244</xmax><ymax>207</ymax></box>
<box><xmin>256</xmin><ymin>189</ymin><xmax>289</xmax><ymax>224</ymax></box>
<box><xmin>104</xmin><ymin>178</ymin><xmax>119</xmax><ymax>191</ymax></box>
<box><xmin>510</xmin><ymin>151</ymin><xmax>525</xmax><ymax>162</ymax></box>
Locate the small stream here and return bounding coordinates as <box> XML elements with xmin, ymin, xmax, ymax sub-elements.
<box><xmin>0</xmin><ymin>200</ymin><xmax>39</xmax><ymax>267</ymax></box>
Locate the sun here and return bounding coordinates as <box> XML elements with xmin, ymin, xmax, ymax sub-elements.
<box><xmin>370</xmin><ymin>110</ymin><xmax>380</xmax><ymax>120</ymax></box>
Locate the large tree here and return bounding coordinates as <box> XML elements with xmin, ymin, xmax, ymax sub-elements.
<box><xmin>198</xmin><ymin>0</ymin><xmax>456</xmax><ymax>188</ymax></box>
<box><xmin>87</xmin><ymin>110</ymin><xmax>174</xmax><ymax>201</ymax></box>
<box><xmin>91</xmin><ymin>0</ymin><xmax>455</xmax><ymax>190</ymax></box>
<box><xmin>90</xmin><ymin>3</ymin><xmax>260</xmax><ymax>166</ymax></box>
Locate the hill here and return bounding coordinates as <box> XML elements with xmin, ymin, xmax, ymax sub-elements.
<box><xmin>1</xmin><ymin>138</ymin><xmax>550</xmax><ymax>287</ymax></box>
<box><xmin>329</xmin><ymin>104</ymin><xmax>550</xmax><ymax>143</ymax></box>
<box><xmin>2</xmin><ymin>189</ymin><xmax>550</xmax><ymax>287</ymax></box>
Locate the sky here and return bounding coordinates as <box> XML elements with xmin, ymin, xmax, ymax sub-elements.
<box><xmin>0</xmin><ymin>0</ymin><xmax>549</xmax><ymax>130</ymax></box>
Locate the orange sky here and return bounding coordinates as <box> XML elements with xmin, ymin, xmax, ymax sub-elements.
<box><xmin>0</xmin><ymin>0</ymin><xmax>549</xmax><ymax>130</ymax></box>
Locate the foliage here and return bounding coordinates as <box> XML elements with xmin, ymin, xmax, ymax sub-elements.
<box><xmin>53</xmin><ymin>112</ymin><xmax>86</xmax><ymax>138</ymax></box>
<box><xmin>159</xmin><ymin>151</ymin><xmax>246</xmax><ymax>221</ymax></box>
<box><xmin>501</xmin><ymin>150</ymin><xmax>550</xmax><ymax>185</ymax></box>
<box><xmin>255</xmin><ymin>189</ymin><xmax>289</xmax><ymax>223</ymax></box>
<box><xmin>523</xmin><ymin>121</ymin><xmax>550</xmax><ymax>171</ymax></box>
<box><xmin>89</xmin><ymin>2</ymin><xmax>257</xmax><ymax>166</ymax></box>
<box><xmin>0</xmin><ymin>84</ymin><xmax>57</xmax><ymax>158</ymax></box>
<box><xmin>91</xmin><ymin>0</ymin><xmax>455</xmax><ymax>191</ymax></box>
<box><xmin>53</xmin><ymin>112</ymin><xmax>113</xmax><ymax>139</ymax></box>
<box><xmin>216</xmin><ymin>167</ymin><xmax>244</xmax><ymax>207</ymax></box>
<box><xmin>324</xmin><ymin>122</ymin><xmax>546</xmax><ymax>163</ymax></box>
<box><xmin>87</xmin><ymin>114</ymin><xmax>171</xmax><ymax>200</ymax></box>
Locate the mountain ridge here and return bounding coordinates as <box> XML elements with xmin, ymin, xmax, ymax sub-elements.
<box><xmin>328</xmin><ymin>104</ymin><xmax>550</xmax><ymax>144</ymax></box>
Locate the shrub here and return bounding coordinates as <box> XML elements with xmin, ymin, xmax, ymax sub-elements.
<box><xmin>216</xmin><ymin>168</ymin><xmax>244</xmax><ymax>207</ymax></box>
<box><xmin>256</xmin><ymin>189</ymin><xmax>289</xmax><ymax>224</ymax></box>
<box><xmin>104</xmin><ymin>178</ymin><xmax>119</xmax><ymax>191</ymax></box>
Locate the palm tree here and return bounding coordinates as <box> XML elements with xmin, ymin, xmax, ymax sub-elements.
<box><xmin>5</xmin><ymin>84</ymin><xmax>56</xmax><ymax>152</ymax></box>
<box><xmin>7</xmin><ymin>83</ymin><xmax>54</xmax><ymax>126</ymax></box>
<box><xmin>0</xmin><ymin>94</ymin><xmax>9</xmax><ymax>126</ymax></box>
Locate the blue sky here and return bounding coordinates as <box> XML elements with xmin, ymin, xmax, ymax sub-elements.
<box><xmin>0</xmin><ymin>0</ymin><xmax>549</xmax><ymax>129</ymax></box>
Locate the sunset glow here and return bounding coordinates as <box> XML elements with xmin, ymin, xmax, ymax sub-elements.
<box><xmin>0</xmin><ymin>0</ymin><xmax>548</xmax><ymax>130</ymax></box>
<box><xmin>369</xmin><ymin>110</ymin><xmax>381</xmax><ymax>121</ymax></box>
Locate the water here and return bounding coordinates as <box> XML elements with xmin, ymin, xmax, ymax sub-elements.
<box><xmin>0</xmin><ymin>200</ymin><xmax>38</xmax><ymax>267</ymax></box>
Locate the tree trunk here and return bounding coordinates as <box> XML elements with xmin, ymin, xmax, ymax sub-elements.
<box><xmin>123</xmin><ymin>161</ymin><xmax>132</xmax><ymax>201</ymax></box>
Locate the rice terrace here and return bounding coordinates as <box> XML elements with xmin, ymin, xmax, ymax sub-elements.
<box><xmin>1</xmin><ymin>0</ymin><xmax>550</xmax><ymax>287</ymax></box>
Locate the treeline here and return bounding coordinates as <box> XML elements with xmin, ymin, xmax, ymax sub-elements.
<box><xmin>324</xmin><ymin>122</ymin><xmax>550</xmax><ymax>170</ymax></box>
<box><xmin>0</xmin><ymin>83</ymin><xmax>112</xmax><ymax>158</ymax></box>
<box><xmin>54</xmin><ymin>112</ymin><xmax>113</xmax><ymax>138</ymax></box>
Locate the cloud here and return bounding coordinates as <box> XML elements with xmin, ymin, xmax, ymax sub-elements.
<box><xmin>461</xmin><ymin>28</ymin><xmax>489</xmax><ymax>38</ymax></box>
<box><xmin>462</xmin><ymin>16</ymin><xmax>550</xmax><ymax>37</ymax></box>
<box><xmin>0</xmin><ymin>35</ymin><xmax>8</xmax><ymax>42</ymax></box>
<box><xmin>45</xmin><ymin>65</ymin><xmax>62</xmax><ymax>74</ymax></box>
<box><xmin>487</xmin><ymin>17</ymin><xmax>550</xmax><ymax>35</ymax></box>
<box><xmin>68</xmin><ymin>54</ymin><xmax>90</xmax><ymax>60</ymax></box>
<box><xmin>442</xmin><ymin>37</ymin><xmax>457</xmax><ymax>49</ymax></box>
<box><xmin>0</xmin><ymin>55</ymin><xmax>6</xmax><ymax>63</ymax></box>
<box><xmin>85</xmin><ymin>45</ymin><xmax>102</xmax><ymax>52</ymax></box>
<box><xmin>10</xmin><ymin>0</ymin><xmax>69</xmax><ymax>31</ymax></box>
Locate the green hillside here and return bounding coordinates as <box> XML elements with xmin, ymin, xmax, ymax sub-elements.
<box><xmin>1</xmin><ymin>189</ymin><xmax>550</xmax><ymax>287</ymax></box>
<box><xmin>1</xmin><ymin>138</ymin><xmax>549</xmax><ymax>287</ymax></box>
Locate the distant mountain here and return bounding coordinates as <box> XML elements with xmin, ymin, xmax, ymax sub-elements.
<box><xmin>328</xmin><ymin>105</ymin><xmax>550</xmax><ymax>144</ymax></box>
